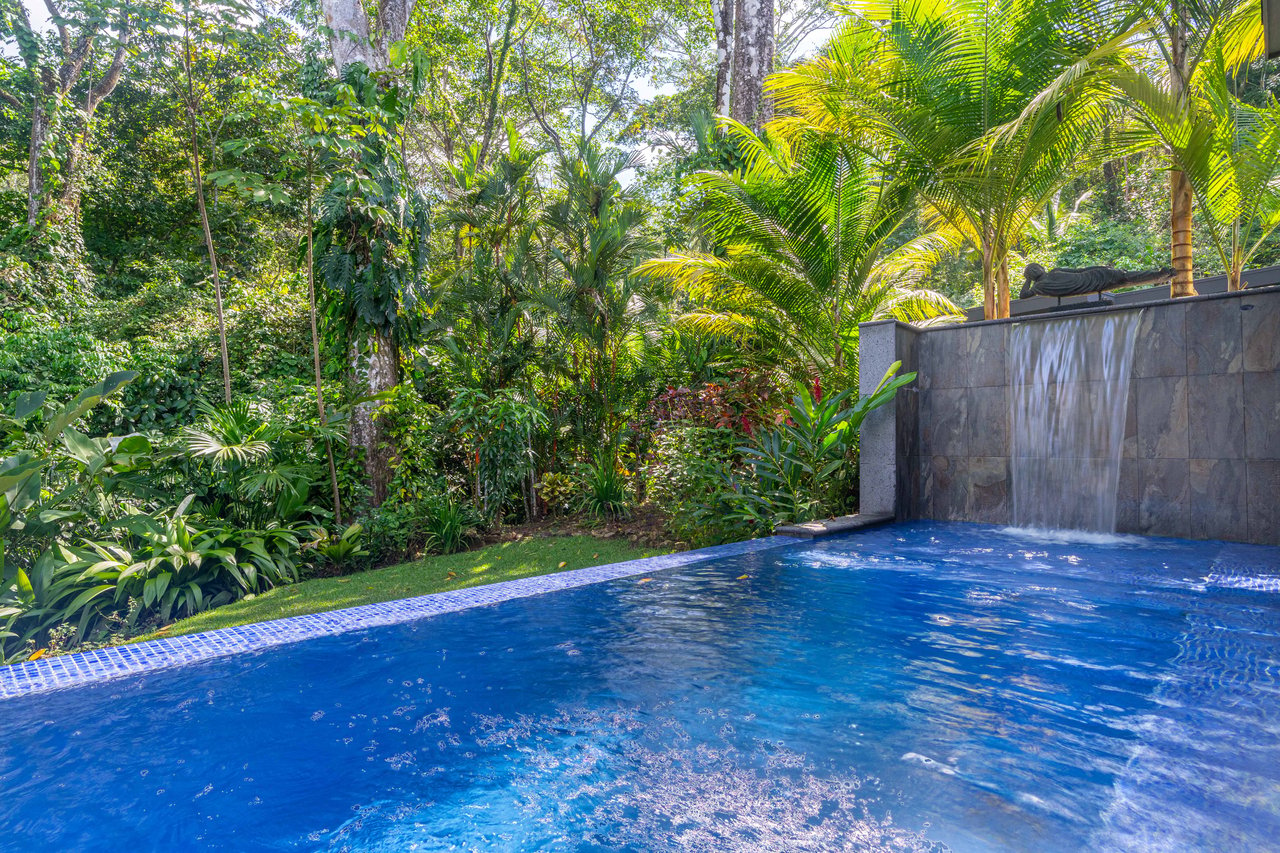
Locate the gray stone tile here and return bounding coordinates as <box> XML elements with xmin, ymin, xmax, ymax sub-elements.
<box><xmin>896</xmin><ymin>453</ymin><xmax>921</xmax><ymax>519</ymax></box>
<box><xmin>1187</xmin><ymin>297</ymin><xmax>1243</xmax><ymax>374</ymax></box>
<box><xmin>968</xmin><ymin>456</ymin><xmax>1010</xmax><ymax>524</ymax></box>
<box><xmin>1244</xmin><ymin>371</ymin><xmax>1280</xmax><ymax>460</ymax></box>
<box><xmin>1138</xmin><ymin>458</ymin><xmax>1190</xmax><ymax>537</ymax></box>
<box><xmin>896</xmin><ymin>388</ymin><xmax>920</xmax><ymax>460</ymax></box>
<box><xmin>1187</xmin><ymin>374</ymin><xmax>1245</xmax><ymax>459</ymax></box>
<box><xmin>1116</xmin><ymin>456</ymin><xmax>1141</xmax><ymax>533</ymax></box>
<box><xmin>966</xmin><ymin>323</ymin><xmax>1009</xmax><ymax>387</ymax></box>
<box><xmin>968</xmin><ymin>385</ymin><xmax>1010</xmax><ymax>458</ymax></box>
<box><xmin>1245</xmin><ymin>460</ymin><xmax>1280</xmax><ymax>545</ymax></box>
<box><xmin>1189</xmin><ymin>458</ymin><xmax>1249</xmax><ymax>542</ymax></box>
<box><xmin>915</xmin><ymin>332</ymin><xmax>937</xmax><ymax>392</ymax></box>
<box><xmin>895</xmin><ymin>324</ymin><xmax>920</xmax><ymax>382</ymax></box>
<box><xmin>1122</xmin><ymin>377</ymin><xmax>1138</xmax><ymax>459</ymax></box>
<box><xmin>918</xmin><ymin>329</ymin><xmax>969</xmax><ymax>390</ymax></box>
<box><xmin>1136</xmin><ymin>375</ymin><xmax>1189</xmax><ymax>459</ymax></box>
<box><xmin>912</xmin><ymin>455</ymin><xmax>929</xmax><ymax>519</ymax></box>
<box><xmin>923</xmin><ymin>455</ymin><xmax>969</xmax><ymax>521</ymax></box>
<box><xmin>1134</xmin><ymin>303</ymin><xmax>1187</xmax><ymax>378</ymax></box>
<box><xmin>1242</xmin><ymin>292</ymin><xmax>1280</xmax><ymax>373</ymax></box>
<box><xmin>920</xmin><ymin>388</ymin><xmax>968</xmax><ymax>457</ymax></box>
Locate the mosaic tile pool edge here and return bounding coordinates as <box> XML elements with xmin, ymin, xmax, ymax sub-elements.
<box><xmin>0</xmin><ymin>535</ymin><xmax>804</xmax><ymax>700</ymax></box>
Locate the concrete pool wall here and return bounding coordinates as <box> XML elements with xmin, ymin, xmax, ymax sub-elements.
<box><xmin>859</xmin><ymin>284</ymin><xmax>1280</xmax><ymax>545</ymax></box>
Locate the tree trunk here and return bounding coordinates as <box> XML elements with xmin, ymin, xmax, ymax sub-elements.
<box><xmin>477</xmin><ymin>0</ymin><xmax>519</xmax><ymax>168</ymax></box>
<box><xmin>321</xmin><ymin>0</ymin><xmax>378</xmax><ymax>71</ymax></box>
<box><xmin>306</xmin><ymin>158</ymin><xmax>343</xmax><ymax>522</ymax></box>
<box><xmin>713</xmin><ymin>0</ymin><xmax>734</xmax><ymax>117</ymax></box>
<box><xmin>730</xmin><ymin>0</ymin><xmax>774</xmax><ymax>131</ymax></box>
<box><xmin>1168</xmin><ymin>4</ymin><xmax>1197</xmax><ymax>298</ymax></box>
<box><xmin>322</xmin><ymin>0</ymin><xmax>418</xmax><ymax>504</ymax></box>
<box><xmin>981</xmin><ymin>235</ymin><xmax>996</xmax><ymax>320</ymax></box>
<box><xmin>188</xmin><ymin>119</ymin><xmax>232</xmax><ymax>402</ymax></box>
<box><xmin>997</xmin><ymin>254</ymin><xmax>1010</xmax><ymax>319</ymax></box>
<box><xmin>349</xmin><ymin>330</ymin><xmax>399</xmax><ymax>506</ymax></box>
<box><xmin>1170</xmin><ymin>169</ymin><xmax>1196</xmax><ymax>297</ymax></box>
<box><xmin>26</xmin><ymin>97</ymin><xmax>52</xmax><ymax>230</ymax></box>
<box><xmin>321</xmin><ymin>0</ymin><xmax>416</xmax><ymax>72</ymax></box>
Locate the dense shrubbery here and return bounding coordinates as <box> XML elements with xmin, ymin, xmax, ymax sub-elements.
<box><xmin>0</xmin><ymin>375</ymin><xmax>355</xmax><ymax>662</ymax></box>
<box><xmin>642</xmin><ymin>366</ymin><xmax>914</xmax><ymax>546</ymax></box>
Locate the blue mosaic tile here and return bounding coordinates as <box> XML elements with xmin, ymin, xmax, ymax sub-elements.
<box><xmin>0</xmin><ymin>535</ymin><xmax>803</xmax><ymax>700</ymax></box>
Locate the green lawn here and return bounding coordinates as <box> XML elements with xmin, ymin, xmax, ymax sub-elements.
<box><xmin>138</xmin><ymin>536</ymin><xmax>665</xmax><ymax>641</ymax></box>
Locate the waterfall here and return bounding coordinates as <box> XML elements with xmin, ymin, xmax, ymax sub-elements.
<box><xmin>1009</xmin><ymin>312</ymin><xmax>1139</xmax><ymax>532</ymax></box>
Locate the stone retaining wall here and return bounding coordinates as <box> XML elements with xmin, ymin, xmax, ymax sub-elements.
<box><xmin>859</xmin><ymin>285</ymin><xmax>1280</xmax><ymax>545</ymax></box>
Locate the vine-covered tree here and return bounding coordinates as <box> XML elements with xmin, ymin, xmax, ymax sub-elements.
<box><xmin>2</xmin><ymin>0</ymin><xmax>136</xmax><ymax>236</ymax></box>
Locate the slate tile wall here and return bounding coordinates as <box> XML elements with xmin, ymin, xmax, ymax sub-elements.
<box><xmin>870</xmin><ymin>285</ymin><xmax>1280</xmax><ymax>545</ymax></box>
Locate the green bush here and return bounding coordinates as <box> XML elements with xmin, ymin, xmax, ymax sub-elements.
<box><xmin>0</xmin><ymin>377</ymin><xmax>327</xmax><ymax>662</ymax></box>
<box><xmin>365</xmin><ymin>482</ymin><xmax>478</xmax><ymax>562</ymax></box>
<box><xmin>724</xmin><ymin>365</ymin><xmax>915</xmax><ymax>530</ymax></box>
<box><xmin>644</xmin><ymin>424</ymin><xmax>746</xmax><ymax>546</ymax></box>
<box><xmin>420</xmin><ymin>490</ymin><xmax>477</xmax><ymax>555</ymax></box>
<box><xmin>535</xmin><ymin>471</ymin><xmax>577</xmax><ymax>516</ymax></box>
<box><xmin>578</xmin><ymin>451</ymin><xmax>631</xmax><ymax>520</ymax></box>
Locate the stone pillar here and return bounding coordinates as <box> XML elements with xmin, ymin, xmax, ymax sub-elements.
<box><xmin>858</xmin><ymin>321</ymin><xmax>913</xmax><ymax>518</ymax></box>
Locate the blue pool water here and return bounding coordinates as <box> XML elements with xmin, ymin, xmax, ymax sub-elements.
<box><xmin>3</xmin><ymin>522</ymin><xmax>1280</xmax><ymax>852</ymax></box>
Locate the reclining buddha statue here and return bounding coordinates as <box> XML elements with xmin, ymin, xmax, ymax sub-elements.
<box><xmin>1019</xmin><ymin>263</ymin><xmax>1174</xmax><ymax>303</ymax></box>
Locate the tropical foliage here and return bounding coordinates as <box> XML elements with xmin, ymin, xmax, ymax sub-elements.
<box><xmin>639</xmin><ymin>125</ymin><xmax>959</xmax><ymax>388</ymax></box>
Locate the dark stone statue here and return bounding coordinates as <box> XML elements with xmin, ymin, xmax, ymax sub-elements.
<box><xmin>1019</xmin><ymin>263</ymin><xmax>1174</xmax><ymax>302</ymax></box>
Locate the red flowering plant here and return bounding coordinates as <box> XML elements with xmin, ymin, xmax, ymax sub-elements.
<box><xmin>638</xmin><ymin>368</ymin><xmax>786</xmax><ymax>546</ymax></box>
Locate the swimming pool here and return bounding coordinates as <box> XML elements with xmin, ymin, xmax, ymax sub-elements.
<box><xmin>3</xmin><ymin>522</ymin><xmax>1279</xmax><ymax>851</ymax></box>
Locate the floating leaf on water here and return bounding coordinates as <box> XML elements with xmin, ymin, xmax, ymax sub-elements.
<box><xmin>637</xmin><ymin>578</ymin><xmax>654</xmax><ymax>584</ymax></box>
<box><xmin>737</xmin><ymin>575</ymin><xmax>749</xmax><ymax>580</ymax></box>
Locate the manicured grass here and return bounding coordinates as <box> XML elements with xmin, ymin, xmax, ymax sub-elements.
<box><xmin>139</xmin><ymin>536</ymin><xmax>665</xmax><ymax>641</ymax></box>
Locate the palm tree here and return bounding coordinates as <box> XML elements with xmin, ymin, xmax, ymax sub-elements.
<box><xmin>1118</xmin><ymin>43</ymin><xmax>1280</xmax><ymax>290</ymax></box>
<box><xmin>638</xmin><ymin>124</ymin><xmax>958</xmax><ymax>391</ymax></box>
<box><xmin>542</xmin><ymin>143</ymin><xmax>660</xmax><ymax>449</ymax></box>
<box><xmin>431</xmin><ymin>134</ymin><xmax>547</xmax><ymax>392</ymax></box>
<box><xmin>770</xmin><ymin>0</ymin><xmax>1134</xmax><ymax>319</ymax></box>
<box><xmin>1149</xmin><ymin>0</ymin><xmax>1261</xmax><ymax>297</ymax></box>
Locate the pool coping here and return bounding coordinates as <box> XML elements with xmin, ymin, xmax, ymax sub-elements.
<box><xmin>0</xmin><ymin>534</ymin><xmax>805</xmax><ymax>700</ymax></box>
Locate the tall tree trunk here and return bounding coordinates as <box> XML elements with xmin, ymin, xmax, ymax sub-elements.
<box><xmin>730</xmin><ymin>0</ymin><xmax>774</xmax><ymax>131</ymax></box>
<box><xmin>26</xmin><ymin>97</ymin><xmax>52</xmax><ymax>230</ymax></box>
<box><xmin>17</xmin><ymin>8</ymin><xmax>131</xmax><ymax>237</ymax></box>
<box><xmin>1168</xmin><ymin>4</ymin><xmax>1197</xmax><ymax>298</ymax></box>
<box><xmin>981</xmin><ymin>233</ymin><xmax>995</xmax><ymax>320</ymax></box>
<box><xmin>189</xmin><ymin>126</ymin><xmax>232</xmax><ymax>403</ymax></box>
<box><xmin>350</xmin><ymin>331</ymin><xmax>399</xmax><ymax>505</ymax></box>
<box><xmin>306</xmin><ymin>155</ymin><xmax>343</xmax><ymax>522</ymax></box>
<box><xmin>997</xmin><ymin>254</ymin><xmax>1010</xmax><ymax>319</ymax></box>
<box><xmin>322</xmin><ymin>0</ymin><xmax>417</xmax><ymax>505</ymax></box>
<box><xmin>713</xmin><ymin>0</ymin><xmax>734</xmax><ymax>117</ymax></box>
<box><xmin>477</xmin><ymin>0</ymin><xmax>519</xmax><ymax>168</ymax></box>
<box><xmin>1170</xmin><ymin>169</ymin><xmax>1195</xmax><ymax>296</ymax></box>
<box><xmin>183</xmin><ymin>18</ymin><xmax>232</xmax><ymax>403</ymax></box>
